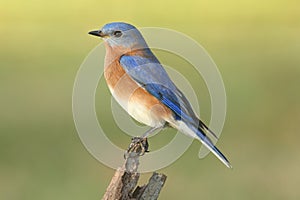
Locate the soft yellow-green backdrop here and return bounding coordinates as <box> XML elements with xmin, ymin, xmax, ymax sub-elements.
<box><xmin>1</xmin><ymin>0</ymin><xmax>300</xmax><ymax>199</ymax></box>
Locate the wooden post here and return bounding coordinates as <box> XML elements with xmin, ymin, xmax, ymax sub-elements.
<box><xmin>102</xmin><ymin>140</ymin><xmax>167</xmax><ymax>200</ymax></box>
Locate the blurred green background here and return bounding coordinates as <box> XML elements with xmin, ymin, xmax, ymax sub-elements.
<box><xmin>1</xmin><ymin>0</ymin><xmax>300</xmax><ymax>199</ymax></box>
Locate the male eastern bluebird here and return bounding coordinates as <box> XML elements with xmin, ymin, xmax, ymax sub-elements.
<box><xmin>89</xmin><ymin>22</ymin><xmax>232</xmax><ymax>168</ymax></box>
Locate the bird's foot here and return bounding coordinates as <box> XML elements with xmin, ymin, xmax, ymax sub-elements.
<box><xmin>124</xmin><ymin>137</ymin><xmax>149</xmax><ymax>159</ymax></box>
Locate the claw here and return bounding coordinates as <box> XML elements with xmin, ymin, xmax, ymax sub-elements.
<box><xmin>124</xmin><ymin>137</ymin><xmax>149</xmax><ymax>159</ymax></box>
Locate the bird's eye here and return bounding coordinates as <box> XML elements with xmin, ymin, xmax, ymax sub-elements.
<box><xmin>113</xmin><ymin>31</ymin><xmax>122</xmax><ymax>38</ymax></box>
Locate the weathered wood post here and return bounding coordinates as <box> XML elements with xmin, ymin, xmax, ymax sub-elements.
<box><xmin>102</xmin><ymin>138</ymin><xmax>167</xmax><ymax>200</ymax></box>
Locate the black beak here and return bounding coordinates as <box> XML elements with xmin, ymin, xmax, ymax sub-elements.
<box><xmin>88</xmin><ymin>30</ymin><xmax>104</xmax><ymax>37</ymax></box>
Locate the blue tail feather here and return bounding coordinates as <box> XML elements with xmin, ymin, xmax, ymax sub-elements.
<box><xmin>189</xmin><ymin>124</ymin><xmax>232</xmax><ymax>168</ymax></box>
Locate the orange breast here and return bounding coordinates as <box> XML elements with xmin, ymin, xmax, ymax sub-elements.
<box><xmin>104</xmin><ymin>59</ymin><xmax>173</xmax><ymax>126</ymax></box>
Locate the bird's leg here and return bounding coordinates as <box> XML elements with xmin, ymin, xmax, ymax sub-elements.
<box><xmin>141</xmin><ymin>125</ymin><xmax>165</xmax><ymax>138</ymax></box>
<box><xmin>125</xmin><ymin>124</ymin><xmax>166</xmax><ymax>158</ymax></box>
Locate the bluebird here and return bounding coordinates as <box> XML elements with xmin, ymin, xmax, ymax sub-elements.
<box><xmin>89</xmin><ymin>22</ymin><xmax>232</xmax><ymax>168</ymax></box>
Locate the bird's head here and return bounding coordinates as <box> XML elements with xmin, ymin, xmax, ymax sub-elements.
<box><xmin>89</xmin><ymin>22</ymin><xmax>148</xmax><ymax>51</ymax></box>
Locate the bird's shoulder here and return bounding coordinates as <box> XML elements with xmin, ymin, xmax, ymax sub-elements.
<box><xmin>123</xmin><ymin>48</ymin><xmax>158</xmax><ymax>62</ymax></box>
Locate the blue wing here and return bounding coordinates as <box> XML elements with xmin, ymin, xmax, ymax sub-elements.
<box><xmin>120</xmin><ymin>53</ymin><xmax>197</xmax><ymax>123</ymax></box>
